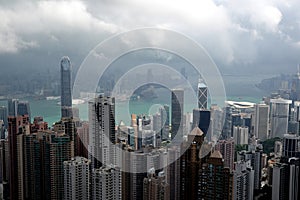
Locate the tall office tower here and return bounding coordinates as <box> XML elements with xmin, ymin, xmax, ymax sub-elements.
<box><xmin>192</xmin><ymin>108</ymin><xmax>211</xmax><ymax>136</ymax></box>
<box><xmin>49</xmin><ymin>134</ymin><xmax>72</xmax><ymax>200</ymax></box>
<box><xmin>171</xmin><ymin>89</ymin><xmax>184</xmax><ymax>141</ymax></box>
<box><xmin>167</xmin><ymin>146</ymin><xmax>181</xmax><ymax>200</ymax></box>
<box><xmin>254</xmin><ymin>103</ymin><xmax>269</xmax><ymax>141</ymax></box>
<box><xmin>92</xmin><ymin>165</ymin><xmax>121</xmax><ymax>200</ymax></box>
<box><xmin>8</xmin><ymin>115</ymin><xmax>30</xmax><ymax>200</ymax></box>
<box><xmin>222</xmin><ymin>106</ymin><xmax>233</xmax><ymax>139</ymax></box>
<box><xmin>210</xmin><ymin>104</ymin><xmax>224</xmax><ymax>140</ymax></box>
<box><xmin>160</xmin><ymin>105</ymin><xmax>169</xmax><ymax>141</ymax></box>
<box><xmin>282</xmin><ymin>133</ymin><xmax>300</xmax><ymax>158</ymax></box>
<box><xmin>8</xmin><ymin>98</ymin><xmax>18</xmax><ymax>116</ymax></box>
<box><xmin>201</xmin><ymin>150</ymin><xmax>233</xmax><ymax>200</ymax></box>
<box><xmin>17</xmin><ymin>100</ymin><xmax>31</xmax><ymax>121</ymax></box>
<box><xmin>60</xmin><ymin>56</ymin><xmax>73</xmax><ymax>118</ymax></box>
<box><xmin>0</xmin><ymin>106</ymin><xmax>8</xmax><ymax>129</ymax></box>
<box><xmin>233</xmin><ymin>160</ymin><xmax>254</xmax><ymax>200</ymax></box>
<box><xmin>270</xmin><ymin>98</ymin><xmax>292</xmax><ymax>138</ymax></box>
<box><xmin>215</xmin><ymin>139</ymin><xmax>235</xmax><ymax>171</ymax></box>
<box><xmin>180</xmin><ymin>127</ymin><xmax>204</xmax><ymax>199</ymax></box>
<box><xmin>64</xmin><ymin>157</ymin><xmax>90</xmax><ymax>200</ymax></box>
<box><xmin>233</xmin><ymin>126</ymin><xmax>249</xmax><ymax>145</ymax></box>
<box><xmin>89</xmin><ymin>95</ymin><xmax>115</xmax><ymax>169</ymax></box>
<box><xmin>143</xmin><ymin>169</ymin><xmax>170</xmax><ymax>200</ymax></box>
<box><xmin>272</xmin><ymin>163</ymin><xmax>290</xmax><ymax>200</ymax></box>
<box><xmin>291</xmin><ymin>67</ymin><xmax>300</xmax><ymax>102</ymax></box>
<box><xmin>197</xmin><ymin>78</ymin><xmax>208</xmax><ymax>109</ymax></box>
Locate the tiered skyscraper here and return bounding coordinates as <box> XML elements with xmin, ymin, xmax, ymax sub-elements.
<box><xmin>197</xmin><ymin>78</ymin><xmax>208</xmax><ymax>109</ymax></box>
<box><xmin>60</xmin><ymin>56</ymin><xmax>73</xmax><ymax>118</ymax></box>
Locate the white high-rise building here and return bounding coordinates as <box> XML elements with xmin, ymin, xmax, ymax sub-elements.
<box><xmin>270</xmin><ymin>98</ymin><xmax>292</xmax><ymax>138</ymax></box>
<box><xmin>233</xmin><ymin>126</ymin><xmax>249</xmax><ymax>145</ymax></box>
<box><xmin>92</xmin><ymin>165</ymin><xmax>121</xmax><ymax>200</ymax></box>
<box><xmin>89</xmin><ymin>95</ymin><xmax>116</xmax><ymax>168</ymax></box>
<box><xmin>63</xmin><ymin>157</ymin><xmax>90</xmax><ymax>200</ymax></box>
<box><xmin>254</xmin><ymin>103</ymin><xmax>269</xmax><ymax>141</ymax></box>
<box><xmin>233</xmin><ymin>160</ymin><xmax>254</xmax><ymax>200</ymax></box>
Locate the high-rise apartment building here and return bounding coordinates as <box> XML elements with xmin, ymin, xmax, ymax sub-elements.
<box><xmin>215</xmin><ymin>139</ymin><xmax>235</xmax><ymax>171</ymax></box>
<box><xmin>64</xmin><ymin>157</ymin><xmax>90</xmax><ymax>200</ymax></box>
<box><xmin>92</xmin><ymin>165</ymin><xmax>121</xmax><ymax>200</ymax></box>
<box><xmin>60</xmin><ymin>56</ymin><xmax>73</xmax><ymax>118</ymax></box>
<box><xmin>8</xmin><ymin>115</ymin><xmax>30</xmax><ymax>200</ymax></box>
<box><xmin>233</xmin><ymin>160</ymin><xmax>254</xmax><ymax>200</ymax></box>
<box><xmin>89</xmin><ymin>95</ymin><xmax>116</xmax><ymax>168</ymax></box>
<box><xmin>180</xmin><ymin>127</ymin><xmax>204</xmax><ymax>199</ymax></box>
<box><xmin>143</xmin><ymin>169</ymin><xmax>170</xmax><ymax>200</ymax></box>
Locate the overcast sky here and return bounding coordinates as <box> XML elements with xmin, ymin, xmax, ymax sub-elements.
<box><xmin>1</xmin><ymin>0</ymin><xmax>300</xmax><ymax>75</ymax></box>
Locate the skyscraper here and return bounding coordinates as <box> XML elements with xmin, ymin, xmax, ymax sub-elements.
<box><xmin>254</xmin><ymin>103</ymin><xmax>269</xmax><ymax>141</ymax></box>
<box><xmin>0</xmin><ymin>106</ymin><xmax>8</xmax><ymax>129</ymax></box>
<box><xmin>8</xmin><ymin>99</ymin><xmax>18</xmax><ymax>116</ymax></box>
<box><xmin>143</xmin><ymin>169</ymin><xmax>170</xmax><ymax>200</ymax></box>
<box><xmin>89</xmin><ymin>95</ymin><xmax>116</xmax><ymax>168</ymax></box>
<box><xmin>180</xmin><ymin>127</ymin><xmax>204</xmax><ymax>199</ymax></box>
<box><xmin>64</xmin><ymin>157</ymin><xmax>90</xmax><ymax>200</ymax></box>
<box><xmin>197</xmin><ymin>78</ymin><xmax>208</xmax><ymax>109</ymax></box>
<box><xmin>60</xmin><ymin>56</ymin><xmax>73</xmax><ymax>118</ymax></box>
<box><xmin>192</xmin><ymin>108</ymin><xmax>211</xmax><ymax>136</ymax></box>
<box><xmin>233</xmin><ymin>160</ymin><xmax>254</xmax><ymax>200</ymax></box>
<box><xmin>17</xmin><ymin>100</ymin><xmax>31</xmax><ymax>121</ymax></box>
<box><xmin>233</xmin><ymin>126</ymin><xmax>249</xmax><ymax>145</ymax></box>
<box><xmin>49</xmin><ymin>134</ymin><xmax>72</xmax><ymax>200</ymax></box>
<box><xmin>8</xmin><ymin>115</ymin><xmax>30</xmax><ymax>200</ymax></box>
<box><xmin>215</xmin><ymin>139</ymin><xmax>235</xmax><ymax>171</ymax></box>
<box><xmin>160</xmin><ymin>105</ymin><xmax>169</xmax><ymax>141</ymax></box>
<box><xmin>92</xmin><ymin>165</ymin><xmax>121</xmax><ymax>200</ymax></box>
<box><xmin>171</xmin><ymin>89</ymin><xmax>184</xmax><ymax>141</ymax></box>
<box><xmin>270</xmin><ymin>98</ymin><xmax>292</xmax><ymax>138</ymax></box>
<box><xmin>282</xmin><ymin>133</ymin><xmax>300</xmax><ymax>158</ymax></box>
<box><xmin>272</xmin><ymin>163</ymin><xmax>290</xmax><ymax>200</ymax></box>
<box><xmin>201</xmin><ymin>150</ymin><xmax>233</xmax><ymax>199</ymax></box>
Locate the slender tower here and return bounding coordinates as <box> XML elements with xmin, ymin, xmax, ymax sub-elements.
<box><xmin>60</xmin><ymin>56</ymin><xmax>72</xmax><ymax>118</ymax></box>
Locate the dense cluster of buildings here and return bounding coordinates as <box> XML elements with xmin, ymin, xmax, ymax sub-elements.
<box><xmin>0</xmin><ymin>57</ymin><xmax>300</xmax><ymax>200</ymax></box>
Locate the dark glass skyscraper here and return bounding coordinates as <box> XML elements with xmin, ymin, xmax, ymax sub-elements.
<box><xmin>60</xmin><ymin>56</ymin><xmax>72</xmax><ymax>118</ymax></box>
<box><xmin>171</xmin><ymin>89</ymin><xmax>184</xmax><ymax>141</ymax></box>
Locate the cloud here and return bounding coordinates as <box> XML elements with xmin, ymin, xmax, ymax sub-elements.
<box><xmin>0</xmin><ymin>0</ymin><xmax>300</xmax><ymax>74</ymax></box>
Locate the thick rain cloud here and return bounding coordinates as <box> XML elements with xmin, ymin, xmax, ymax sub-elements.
<box><xmin>1</xmin><ymin>0</ymin><xmax>300</xmax><ymax>76</ymax></box>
